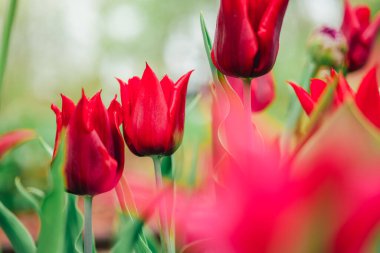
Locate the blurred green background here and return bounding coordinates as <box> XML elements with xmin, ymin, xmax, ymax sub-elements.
<box><xmin>0</xmin><ymin>0</ymin><xmax>379</xmax><ymax>210</ymax></box>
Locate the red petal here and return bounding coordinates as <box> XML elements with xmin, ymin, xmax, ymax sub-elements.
<box><xmin>362</xmin><ymin>13</ymin><xmax>380</xmax><ymax>44</ymax></box>
<box><xmin>255</xmin><ymin>0</ymin><xmax>289</xmax><ymax>75</ymax></box>
<box><xmin>161</xmin><ymin>75</ymin><xmax>175</xmax><ymax>107</ymax></box>
<box><xmin>0</xmin><ymin>130</ymin><xmax>36</xmax><ymax>159</ymax></box>
<box><xmin>167</xmin><ymin>71</ymin><xmax>193</xmax><ymax>152</ymax></box>
<box><xmin>355</xmin><ymin>67</ymin><xmax>380</xmax><ymax>128</ymax></box>
<box><xmin>251</xmin><ymin>73</ymin><xmax>275</xmax><ymax>112</ymax></box>
<box><xmin>289</xmin><ymin>82</ymin><xmax>315</xmax><ymax>116</ymax></box>
<box><xmin>60</xmin><ymin>94</ymin><xmax>76</xmax><ymax>127</ymax></box>
<box><xmin>310</xmin><ymin>79</ymin><xmax>327</xmax><ymax>102</ymax></box>
<box><xmin>212</xmin><ymin>0</ymin><xmax>258</xmax><ymax>77</ymax></box>
<box><xmin>126</xmin><ymin>64</ymin><xmax>170</xmax><ymax>156</ymax></box>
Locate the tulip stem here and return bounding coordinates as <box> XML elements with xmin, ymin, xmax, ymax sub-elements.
<box><xmin>152</xmin><ymin>156</ymin><xmax>171</xmax><ymax>253</ymax></box>
<box><xmin>242</xmin><ymin>78</ymin><xmax>252</xmax><ymax>119</ymax></box>
<box><xmin>84</xmin><ymin>196</ymin><xmax>93</xmax><ymax>253</ymax></box>
<box><xmin>0</xmin><ymin>0</ymin><xmax>18</xmax><ymax>102</ymax></box>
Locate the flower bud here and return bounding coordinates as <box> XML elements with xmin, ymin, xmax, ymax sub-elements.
<box><xmin>307</xmin><ymin>27</ymin><xmax>348</xmax><ymax>68</ymax></box>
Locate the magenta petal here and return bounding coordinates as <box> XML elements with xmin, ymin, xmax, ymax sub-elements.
<box><xmin>289</xmin><ymin>82</ymin><xmax>315</xmax><ymax>115</ymax></box>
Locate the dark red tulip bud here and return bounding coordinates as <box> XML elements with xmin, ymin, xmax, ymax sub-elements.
<box><xmin>51</xmin><ymin>91</ymin><xmax>125</xmax><ymax>196</ymax></box>
<box><xmin>211</xmin><ymin>0</ymin><xmax>289</xmax><ymax>78</ymax></box>
<box><xmin>341</xmin><ymin>0</ymin><xmax>380</xmax><ymax>72</ymax></box>
<box><xmin>118</xmin><ymin>64</ymin><xmax>192</xmax><ymax>157</ymax></box>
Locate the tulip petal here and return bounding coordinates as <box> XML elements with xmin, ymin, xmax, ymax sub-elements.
<box><xmin>310</xmin><ymin>79</ymin><xmax>327</xmax><ymax>102</ymax></box>
<box><xmin>61</xmin><ymin>94</ymin><xmax>75</xmax><ymax>127</ymax></box>
<box><xmin>355</xmin><ymin>6</ymin><xmax>371</xmax><ymax>29</ymax></box>
<box><xmin>362</xmin><ymin>13</ymin><xmax>380</xmax><ymax>44</ymax></box>
<box><xmin>289</xmin><ymin>82</ymin><xmax>315</xmax><ymax>115</ymax></box>
<box><xmin>332</xmin><ymin>193</ymin><xmax>380</xmax><ymax>253</ymax></box>
<box><xmin>128</xmin><ymin>64</ymin><xmax>170</xmax><ymax>155</ymax></box>
<box><xmin>251</xmin><ymin>73</ymin><xmax>275</xmax><ymax>112</ymax></box>
<box><xmin>166</xmin><ymin>71</ymin><xmax>193</xmax><ymax>153</ymax></box>
<box><xmin>255</xmin><ymin>0</ymin><xmax>289</xmax><ymax>75</ymax></box>
<box><xmin>212</xmin><ymin>0</ymin><xmax>259</xmax><ymax>77</ymax></box>
<box><xmin>355</xmin><ymin>67</ymin><xmax>380</xmax><ymax>128</ymax></box>
<box><xmin>161</xmin><ymin>75</ymin><xmax>175</xmax><ymax>107</ymax></box>
<box><xmin>0</xmin><ymin>130</ymin><xmax>36</xmax><ymax>160</ymax></box>
<box><xmin>89</xmin><ymin>92</ymin><xmax>112</xmax><ymax>150</ymax></box>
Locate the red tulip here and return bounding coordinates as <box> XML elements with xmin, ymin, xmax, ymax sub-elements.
<box><xmin>227</xmin><ymin>73</ymin><xmax>275</xmax><ymax>112</ymax></box>
<box><xmin>118</xmin><ymin>64</ymin><xmax>192</xmax><ymax>157</ymax></box>
<box><xmin>290</xmin><ymin>67</ymin><xmax>380</xmax><ymax>129</ymax></box>
<box><xmin>211</xmin><ymin>0</ymin><xmax>289</xmax><ymax>78</ymax></box>
<box><xmin>341</xmin><ymin>0</ymin><xmax>380</xmax><ymax>72</ymax></box>
<box><xmin>51</xmin><ymin>91</ymin><xmax>124</xmax><ymax>196</ymax></box>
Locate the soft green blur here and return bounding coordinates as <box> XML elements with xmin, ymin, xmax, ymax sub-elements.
<box><xmin>0</xmin><ymin>0</ymin><xmax>379</xmax><ymax>210</ymax></box>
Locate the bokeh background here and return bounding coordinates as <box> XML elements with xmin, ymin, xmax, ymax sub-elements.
<box><xmin>0</xmin><ymin>0</ymin><xmax>379</xmax><ymax>241</ymax></box>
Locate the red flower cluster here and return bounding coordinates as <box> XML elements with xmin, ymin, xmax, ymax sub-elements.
<box><xmin>290</xmin><ymin>67</ymin><xmax>380</xmax><ymax>128</ymax></box>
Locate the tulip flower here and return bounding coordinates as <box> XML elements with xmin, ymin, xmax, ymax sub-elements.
<box><xmin>51</xmin><ymin>91</ymin><xmax>125</xmax><ymax>196</ymax></box>
<box><xmin>341</xmin><ymin>0</ymin><xmax>380</xmax><ymax>72</ymax></box>
<box><xmin>118</xmin><ymin>64</ymin><xmax>192</xmax><ymax>157</ymax></box>
<box><xmin>227</xmin><ymin>73</ymin><xmax>275</xmax><ymax>112</ymax></box>
<box><xmin>211</xmin><ymin>0</ymin><xmax>290</xmax><ymax>78</ymax></box>
<box><xmin>290</xmin><ymin>67</ymin><xmax>380</xmax><ymax>129</ymax></box>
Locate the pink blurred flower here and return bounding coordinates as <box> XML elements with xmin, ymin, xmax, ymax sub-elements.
<box><xmin>227</xmin><ymin>73</ymin><xmax>275</xmax><ymax>112</ymax></box>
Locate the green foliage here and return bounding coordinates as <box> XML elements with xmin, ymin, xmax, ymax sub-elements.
<box><xmin>36</xmin><ymin>137</ymin><xmax>65</xmax><ymax>253</ymax></box>
<box><xmin>64</xmin><ymin>194</ymin><xmax>84</xmax><ymax>253</ymax></box>
<box><xmin>0</xmin><ymin>201</ymin><xmax>36</xmax><ymax>253</ymax></box>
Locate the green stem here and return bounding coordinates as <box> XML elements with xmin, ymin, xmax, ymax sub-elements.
<box><xmin>281</xmin><ymin>62</ymin><xmax>320</xmax><ymax>154</ymax></box>
<box><xmin>0</xmin><ymin>0</ymin><xmax>18</xmax><ymax>100</ymax></box>
<box><xmin>152</xmin><ymin>156</ymin><xmax>171</xmax><ymax>253</ymax></box>
<box><xmin>84</xmin><ymin>196</ymin><xmax>93</xmax><ymax>253</ymax></box>
<box><xmin>242</xmin><ymin>78</ymin><xmax>252</xmax><ymax>118</ymax></box>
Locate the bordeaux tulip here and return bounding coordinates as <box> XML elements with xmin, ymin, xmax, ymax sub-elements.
<box><xmin>341</xmin><ymin>0</ymin><xmax>380</xmax><ymax>72</ymax></box>
<box><xmin>211</xmin><ymin>0</ymin><xmax>289</xmax><ymax>78</ymax></box>
<box><xmin>118</xmin><ymin>64</ymin><xmax>192</xmax><ymax>157</ymax></box>
<box><xmin>51</xmin><ymin>91</ymin><xmax>124</xmax><ymax>196</ymax></box>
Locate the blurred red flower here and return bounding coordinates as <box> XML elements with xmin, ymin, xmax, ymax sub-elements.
<box><xmin>227</xmin><ymin>73</ymin><xmax>275</xmax><ymax>112</ymax></box>
<box><xmin>341</xmin><ymin>0</ymin><xmax>380</xmax><ymax>72</ymax></box>
<box><xmin>290</xmin><ymin>67</ymin><xmax>380</xmax><ymax>128</ymax></box>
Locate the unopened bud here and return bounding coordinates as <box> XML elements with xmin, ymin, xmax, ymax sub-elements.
<box><xmin>308</xmin><ymin>27</ymin><xmax>348</xmax><ymax>68</ymax></box>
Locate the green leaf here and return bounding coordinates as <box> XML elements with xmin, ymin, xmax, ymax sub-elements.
<box><xmin>37</xmin><ymin>134</ymin><xmax>66</xmax><ymax>253</ymax></box>
<box><xmin>111</xmin><ymin>215</ymin><xmax>147</xmax><ymax>253</ymax></box>
<box><xmin>37</xmin><ymin>136</ymin><xmax>53</xmax><ymax>157</ymax></box>
<box><xmin>200</xmin><ymin>13</ymin><xmax>217</xmax><ymax>78</ymax></box>
<box><xmin>0</xmin><ymin>201</ymin><xmax>36</xmax><ymax>253</ymax></box>
<box><xmin>15</xmin><ymin>177</ymin><xmax>40</xmax><ymax>212</ymax></box>
<box><xmin>64</xmin><ymin>194</ymin><xmax>84</xmax><ymax>253</ymax></box>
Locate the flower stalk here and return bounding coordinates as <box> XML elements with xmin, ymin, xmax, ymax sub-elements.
<box><xmin>152</xmin><ymin>156</ymin><xmax>172</xmax><ymax>253</ymax></box>
<box><xmin>84</xmin><ymin>196</ymin><xmax>93</xmax><ymax>253</ymax></box>
<box><xmin>242</xmin><ymin>78</ymin><xmax>252</xmax><ymax>118</ymax></box>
